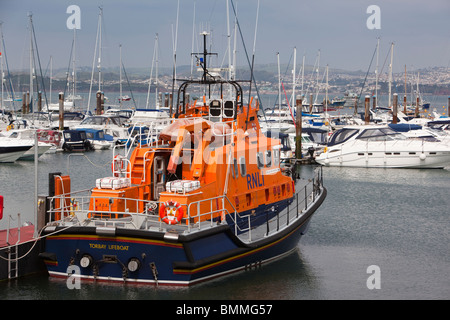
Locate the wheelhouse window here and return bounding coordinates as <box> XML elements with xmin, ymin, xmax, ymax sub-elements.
<box><xmin>273</xmin><ymin>146</ymin><xmax>280</xmax><ymax>166</ymax></box>
<box><xmin>257</xmin><ymin>152</ymin><xmax>264</xmax><ymax>169</ymax></box>
<box><xmin>265</xmin><ymin>150</ymin><xmax>272</xmax><ymax>167</ymax></box>
<box><xmin>231</xmin><ymin>158</ymin><xmax>238</xmax><ymax>178</ymax></box>
<box><xmin>239</xmin><ymin>156</ymin><xmax>246</xmax><ymax>177</ymax></box>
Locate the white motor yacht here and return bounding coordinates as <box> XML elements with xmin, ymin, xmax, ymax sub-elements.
<box><xmin>316</xmin><ymin>125</ymin><xmax>450</xmax><ymax>168</ymax></box>
<box><xmin>0</xmin><ymin>136</ymin><xmax>34</xmax><ymax>162</ymax></box>
<box><xmin>0</xmin><ymin>129</ymin><xmax>53</xmax><ymax>160</ymax></box>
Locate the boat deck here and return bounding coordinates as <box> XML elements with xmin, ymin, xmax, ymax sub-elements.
<box><xmin>43</xmin><ymin>169</ymin><xmax>324</xmax><ymax>247</ymax></box>
<box><xmin>0</xmin><ymin>225</ymin><xmax>36</xmax><ymax>248</ymax></box>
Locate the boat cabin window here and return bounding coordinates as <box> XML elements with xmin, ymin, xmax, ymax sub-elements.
<box><xmin>301</xmin><ymin>135</ymin><xmax>312</xmax><ymax>144</ymax></box>
<box><xmin>257</xmin><ymin>152</ymin><xmax>264</xmax><ymax>169</ymax></box>
<box><xmin>265</xmin><ymin>150</ymin><xmax>272</xmax><ymax>167</ymax></box>
<box><xmin>239</xmin><ymin>156</ymin><xmax>247</xmax><ymax>177</ymax></box>
<box><xmin>273</xmin><ymin>147</ymin><xmax>280</xmax><ymax>166</ymax></box>
<box><xmin>224</xmin><ymin>100</ymin><xmax>234</xmax><ymax>118</ymax></box>
<box><xmin>209</xmin><ymin>100</ymin><xmax>222</xmax><ymax>117</ymax></box>
<box><xmin>85</xmin><ymin>132</ymin><xmax>94</xmax><ymax>139</ymax></box>
<box><xmin>80</xmin><ymin>116</ymin><xmax>104</xmax><ymax>125</ymax></box>
<box><xmin>357</xmin><ymin>127</ymin><xmax>405</xmax><ymax>141</ymax></box>
<box><xmin>328</xmin><ymin>128</ymin><xmax>359</xmax><ymax>146</ymax></box>
<box><xmin>231</xmin><ymin>158</ymin><xmax>238</xmax><ymax>178</ymax></box>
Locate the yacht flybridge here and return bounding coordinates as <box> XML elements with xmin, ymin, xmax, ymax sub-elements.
<box><xmin>39</xmin><ymin>33</ymin><xmax>326</xmax><ymax>286</ymax></box>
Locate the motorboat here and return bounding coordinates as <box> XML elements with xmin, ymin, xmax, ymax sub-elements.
<box><xmin>75</xmin><ymin>128</ymin><xmax>113</xmax><ymax>150</ymax></box>
<box><xmin>74</xmin><ymin>115</ymin><xmax>130</xmax><ymax>145</ymax></box>
<box><xmin>0</xmin><ymin>136</ymin><xmax>33</xmax><ymax>163</ymax></box>
<box><xmin>127</xmin><ymin>109</ymin><xmax>172</xmax><ymax>134</ymax></box>
<box><xmin>316</xmin><ymin>125</ymin><xmax>450</xmax><ymax>168</ymax></box>
<box><xmin>37</xmin><ymin>129</ymin><xmax>63</xmax><ymax>153</ymax></box>
<box><xmin>61</xmin><ymin>130</ymin><xmax>93</xmax><ymax>152</ymax></box>
<box><xmin>0</xmin><ymin>129</ymin><xmax>53</xmax><ymax>160</ymax></box>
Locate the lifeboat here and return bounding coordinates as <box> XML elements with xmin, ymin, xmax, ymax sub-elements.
<box><xmin>39</xmin><ymin>33</ymin><xmax>326</xmax><ymax>286</ymax></box>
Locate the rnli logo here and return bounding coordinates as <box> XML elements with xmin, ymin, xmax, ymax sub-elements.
<box><xmin>165</xmin><ymin>206</ymin><xmax>177</xmax><ymax>221</ymax></box>
<box><xmin>246</xmin><ymin>172</ymin><xmax>264</xmax><ymax>190</ymax></box>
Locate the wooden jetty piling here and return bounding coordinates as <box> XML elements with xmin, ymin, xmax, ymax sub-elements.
<box><xmin>364</xmin><ymin>95</ymin><xmax>370</xmax><ymax>124</ymax></box>
<box><xmin>393</xmin><ymin>93</ymin><xmax>398</xmax><ymax>124</ymax></box>
<box><xmin>59</xmin><ymin>92</ymin><xmax>64</xmax><ymax>131</ymax></box>
<box><xmin>38</xmin><ymin>91</ymin><xmax>42</xmax><ymax>112</ymax></box>
<box><xmin>448</xmin><ymin>96</ymin><xmax>450</xmax><ymax>117</ymax></box>
<box><xmin>404</xmin><ymin>95</ymin><xmax>407</xmax><ymax>114</ymax></box>
<box><xmin>96</xmin><ymin>90</ymin><xmax>104</xmax><ymax>115</ymax></box>
<box><xmin>415</xmin><ymin>96</ymin><xmax>420</xmax><ymax>118</ymax></box>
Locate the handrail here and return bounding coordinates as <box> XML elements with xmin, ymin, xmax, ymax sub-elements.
<box><xmin>46</xmin><ymin>168</ymin><xmax>324</xmax><ymax>243</ymax></box>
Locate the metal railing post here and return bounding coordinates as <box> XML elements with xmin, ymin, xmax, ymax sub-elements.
<box><xmin>304</xmin><ymin>185</ymin><xmax>307</xmax><ymax>210</ymax></box>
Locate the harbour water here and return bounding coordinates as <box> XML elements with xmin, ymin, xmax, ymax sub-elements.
<box><xmin>0</xmin><ymin>150</ymin><xmax>449</xmax><ymax>300</ymax></box>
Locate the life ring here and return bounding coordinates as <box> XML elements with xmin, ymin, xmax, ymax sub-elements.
<box><xmin>112</xmin><ymin>155</ymin><xmax>125</xmax><ymax>177</ymax></box>
<box><xmin>159</xmin><ymin>200</ymin><xmax>184</xmax><ymax>225</ymax></box>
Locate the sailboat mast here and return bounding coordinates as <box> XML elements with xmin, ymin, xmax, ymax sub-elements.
<box><xmin>72</xmin><ymin>27</ymin><xmax>76</xmax><ymax>106</ymax></box>
<box><xmin>375</xmin><ymin>37</ymin><xmax>379</xmax><ymax>108</ymax></box>
<box><xmin>388</xmin><ymin>42</ymin><xmax>394</xmax><ymax>108</ymax></box>
<box><xmin>49</xmin><ymin>55</ymin><xmax>52</xmax><ymax>104</ymax></box>
<box><xmin>277</xmin><ymin>52</ymin><xmax>281</xmax><ymax>126</ymax></box>
<box><xmin>87</xmin><ymin>7</ymin><xmax>102</xmax><ymax>114</ymax></box>
<box><xmin>120</xmin><ymin>44</ymin><xmax>123</xmax><ymax>108</ymax></box>
<box><xmin>98</xmin><ymin>7</ymin><xmax>102</xmax><ymax>93</ymax></box>
<box><xmin>0</xmin><ymin>22</ymin><xmax>3</xmax><ymax>113</ymax></box>
<box><xmin>292</xmin><ymin>47</ymin><xmax>296</xmax><ymax>109</ymax></box>
<box><xmin>155</xmin><ymin>34</ymin><xmax>159</xmax><ymax>108</ymax></box>
<box><xmin>29</xmin><ymin>13</ymin><xmax>34</xmax><ymax>112</ymax></box>
<box><xmin>226</xmin><ymin>0</ymin><xmax>232</xmax><ymax>82</ymax></box>
<box><xmin>0</xmin><ymin>32</ymin><xmax>3</xmax><ymax>114</ymax></box>
<box><xmin>315</xmin><ymin>49</ymin><xmax>320</xmax><ymax>104</ymax></box>
<box><xmin>325</xmin><ymin>64</ymin><xmax>329</xmax><ymax>114</ymax></box>
<box><xmin>301</xmin><ymin>53</ymin><xmax>305</xmax><ymax>97</ymax></box>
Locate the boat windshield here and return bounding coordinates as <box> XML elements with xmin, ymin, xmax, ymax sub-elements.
<box><xmin>356</xmin><ymin>127</ymin><xmax>406</xmax><ymax>141</ymax></box>
<box><xmin>80</xmin><ymin>116</ymin><xmax>123</xmax><ymax>126</ymax></box>
<box><xmin>328</xmin><ymin>128</ymin><xmax>359</xmax><ymax>146</ymax></box>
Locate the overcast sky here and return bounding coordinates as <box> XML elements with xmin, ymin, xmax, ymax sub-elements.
<box><xmin>1</xmin><ymin>0</ymin><xmax>450</xmax><ymax>74</ymax></box>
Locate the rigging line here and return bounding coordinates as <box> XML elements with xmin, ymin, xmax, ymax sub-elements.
<box><xmin>271</xmin><ymin>50</ymin><xmax>294</xmax><ymax>110</ymax></box>
<box><xmin>354</xmin><ymin>44</ymin><xmax>377</xmax><ymax>114</ymax></box>
<box><xmin>1</xmin><ymin>25</ymin><xmax>17</xmax><ymax>109</ymax></box>
<box><xmin>63</xmin><ymin>36</ymin><xmax>74</xmax><ymax>99</ymax></box>
<box><xmin>171</xmin><ymin>0</ymin><xmax>180</xmax><ymax>115</ymax></box>
<box><xmin>121</xmin><ymin>60</ymin><xmax>137</xmax><ymax>109</ymax></box>
<box><xmin>281</xmin><ymin>81</ymin><xmax>295</xmax><ymax>124</ymax></box>
<box><xmin>229</xmin><ymin>0</ymin><xmax>267</xmax><ymax>124</ymax></box>
<box><xmin>31</xmin><ymin>19</ymin><xmax>50</xmax><ymax>113</ymax></box>
<box><xmin>379</xmin><ymin>42</ymin><xmax>392</xmax><ymax>79</ymax></box>
<box><xmin>87</xmin><ymin>8</ymin><xmax>102</xmax><ymax>114</ymax></box>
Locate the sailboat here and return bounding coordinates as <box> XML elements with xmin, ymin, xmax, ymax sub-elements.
<box><xmin>39</xmin><ymin>32</ymin><xmax>326</xmax><ymax>286</ymax></box>
<box><xmin>44</xmin><ymin>29</ymin><xmax>78</xmax><ymax>113</ymax></box>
